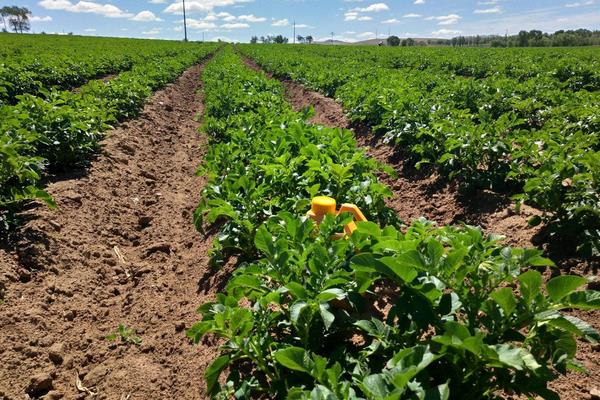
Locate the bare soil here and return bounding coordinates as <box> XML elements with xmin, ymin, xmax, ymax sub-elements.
<box><xmin>241</xmin><ymin>57</ymin><xmax>600</xmax><ymax>400</ymax></box>
<box><xmin>0</xmin><ymin>63</ymin><xmax>216</xmax><ymax>400</ymax></box>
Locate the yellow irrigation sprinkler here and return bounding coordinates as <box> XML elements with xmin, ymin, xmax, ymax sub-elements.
<box><xmin>307</xmin><ymin>196</ymin><xmax>368</xmax><ymax>238</ymax></box>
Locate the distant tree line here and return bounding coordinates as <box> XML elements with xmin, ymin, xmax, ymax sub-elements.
<box><xmin>387</xmin><ymin>36</ymin><xmax>417</xmax><ymax>46</ymax></box>
<box><xmin>1</xmin><ymin>6</ymin><xmax>31</xmax><ymax>33</ymax></box>
<box><xmin>384</xmin><ymin>29</ymin><xmax>600</xmax><ymax>48</ymax></box>
<box><xmin>296</xmin><ymin>35</ymin><xmax>314</xmax><ymax>44</ymax></box>
<box><xmin>250</xmin><ymin>35</ymin><xmax>314</xmax><ymax>44</ymax></box>
<box><xmin>449</xmin><ymin>29</ymin><xmax>600</xmax><ymax>47</ymax></box>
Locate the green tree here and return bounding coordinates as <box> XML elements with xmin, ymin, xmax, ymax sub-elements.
<box><xmin>250</xmin><ymin>35</ymin><xmax>258</xmax><ymax>44</ymax></box>
<box><xmin>6</xmin><ymin>6</ymin><xmax>31</xmax><ymax>34</ymax></box>
<box><xmin>517</xmin><ymin>30</ymin><xmax>529</xmax><ymax>47</ymax></box>
<box><xmin>305</xmin><ymin>35</ymin><xmax>313</xmax><ymax>44</ymax></box>
<box><xmin>386</xmin><ymin>35</ymin><xmax>400</xmax><ymax>46</ymax></box>
<box><xmin>273</xmin><ymin>34</ymin><xmax>288</xmax><ymax>44</ymax></box>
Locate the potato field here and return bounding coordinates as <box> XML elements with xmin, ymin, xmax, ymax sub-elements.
<box><xmin>0</xmin><ymin>34</ymin><xmax>599</xmax><ymax>400</ymax></box>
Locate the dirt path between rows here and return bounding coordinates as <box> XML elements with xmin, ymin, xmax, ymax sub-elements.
<box><xmin>0</xmin><ymin>62</ymin><xmax>216</xmax><ymax>400</ymax></box>
<box><xmin>241</xmin><ymin>56</ymin><xmax>600</xmax><ymax>400</ymax></box>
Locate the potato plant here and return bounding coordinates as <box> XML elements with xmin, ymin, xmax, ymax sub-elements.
<box><xmin>240</xmin><ymin>45</ymin><xmax>600</xmax><ymax>256</ymax></box>
<box><xmin>190</xmin><ymin>47</ymin><xmax>600</xmax><ymax>400</ymax></box>
<box><xmin>195</xmin><ymin>49</ymin><xmax>397</xmax><ymax>265</ymax></box>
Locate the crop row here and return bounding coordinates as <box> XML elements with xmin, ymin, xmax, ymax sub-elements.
<box><xmin>0</xmin><ymin>41</ymin><xmax>218</xmax><ymax>230</ymax></box>
<box><xmin>0</xmin><ymin>35</ymin><xmax>205</xmax><ymax>106</ymax></box>
<box><xmin>250</xmin><ymin>45</ymin><xmax>600</xmax><ymax>89</ymax></box>
<box><xmin>189</xmin><ymin>47</ymin><xmax>600</xmax><ymax>400</ymax></box>
<box><xmin>240</xmin><ymin>45</ymin><xmax>600</xmax><ymax>256</ymax></box>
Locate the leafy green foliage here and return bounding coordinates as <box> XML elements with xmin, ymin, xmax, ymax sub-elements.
<box><xmin>0</xmin><ymin>38</ymin><xmax>218</xmax><ymax>233</ymax></box>
<box><xmin>240</xmin><ymin>44</ymin><xmax>600</xmax><ymax>256</ymax></box>
<box><xmin>191</xmin><ymin>213</ymin><xmax>599</xmax><ymax>399</ymax></box>
<box><xmin>190</xmin><ymin>46</ymin><xmax>600</xmax><ymax>400</ymax></box>
<box><xmin>0</xmin><ymin>34</ymin><xmax>205</xmax><ymax>105</ymax></box>
<box><xmin>195</xmin><ymin>49</ymin><xmax>397</xmax><ymax>264</ymax></box>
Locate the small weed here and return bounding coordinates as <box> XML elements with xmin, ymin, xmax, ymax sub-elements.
<box><xmin>106</xmin><ymin>324</ymin><xmax>142</xmax><ymax>346</ymax></box>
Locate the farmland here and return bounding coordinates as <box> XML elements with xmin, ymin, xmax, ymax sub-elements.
<box><xmin>240</xmin><ymin>44</ymin><xmax>600</xmax><ymax>257</ymax></box>
<box><xmin>0</xmin><ymin>34</ymin><xmax>599</xmax><ymax>400</ymax></box>
<box><xmin>0</xmin><ymin>34</ymin><xmax>218</xmax><ymax>230</ymax></box>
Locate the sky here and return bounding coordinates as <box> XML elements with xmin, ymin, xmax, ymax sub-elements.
<box><xmin>6</xmin><ymin>0</ymin><xmax>600</xmax><ymax>42</ymax></box>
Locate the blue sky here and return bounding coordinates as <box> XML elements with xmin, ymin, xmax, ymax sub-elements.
<box><xmin>8</xmin><ymin>0</ymin><xmax>600</xmax><ymax>42</ymax></box>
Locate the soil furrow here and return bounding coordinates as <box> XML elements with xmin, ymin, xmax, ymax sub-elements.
<box><xmin>0</xmin><ymin>62</ymin><xmax>215</xmax><ymax>400</ymax></box>
<box><xmin>240</xmin><ymin>55</ymin><xmax>600</xmax><ymax>400</ymax></box>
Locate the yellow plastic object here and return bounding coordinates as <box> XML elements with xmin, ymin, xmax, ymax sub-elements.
<box><xmin>306</xmin><ymin>196</ymin><xmax>368</xmax><ymax>237</ymax></box>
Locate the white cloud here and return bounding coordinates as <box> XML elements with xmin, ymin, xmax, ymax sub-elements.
<box><xmin>474</xmin><ymin>6</ymin><xmax>501</xmax><ymax>14</ymax></box>
<box><xmin>356</xmin><ymin>31</ymin><xmax>375</xmax><ymax>38</ymax></box>
<box><xmin>351</xmin><ymin>2</ymin><xmax>389</xmax><ymax>12</ymax></box>
<box><xmin>295</xmin><ymin>23</ymin><xmax>312</xmax><ymax>28</ymax></box>
<box><xmin>346</xmin><ymin>2</ymin><xmax>387</xmax><ymax>22</ymax></box>
<box><xmin>414</xmin><ymin>0</ymin><xmax>425</xmax><ymax>4</ymax></box>
<box><xmin>431</xmin><ymin>28</ymin><xmax>461</xmax><ymax>36</ymax></box>
<box><xmin>382</xmin><ymin>18</ymin><xmax>400</xmax><ymax>24</ymax></box>
<box><xmin>164</xmin><ymin>0</ymin><xmax>252</xmax><ymax>15</ymax></box>
<box><xmin>185</xmin><ymin>18</ymin><xmax>218</xmax><ymax>30</ymax></box>
<box><xmin>428</xmin><ymin>14</ymin><xmax>462</xmax><ymax>25</ymax></box>
<box><xmin>221</xmin><ymin>22</ymin><xmax>249</xmax><ymax>29</ymax></box>
<box><xmin>237</xmin><ymin>14</ymin><xmax>265</xmax><ymax>22</ymax></box>
<box><xmin>39</xmin><ymin>0</ymin><xmax>134</xmax><ymax>18</ymax></box>
<box><xmin>38</xmin><ymin>0</ymin><xmax>72</xmax><ymax>10</ymax></box>
<box><xmin>565</xmin><ymin>0</ymin><xmax>594</xmax><ymax>6</ymax></box>
<box><xmin>130</xmin><ymin>10</ymin><xmax>162</xmax><ymax>21</ymax></box>
<box><xmin>30</xmin><ymin>15</ymin><xmax>53</xmax><ymax>22</ymax></box>
<box><xmin>149</xmin><ymin>0</ymin><xmax>166</xmax><ymax>3</ymax></box>
<box><xmin>142</xmin><ymin>28</ymin><xmax>161</xmax><ymax>34</ymax></box>
<box><xmin>216</xmin><ymin>11</ymin><xmax>235</xmax><ymax>21</ymax></box>
<box><xmin>271</xmin><ymin>18</ymin><xmax>289</xmax><ymax>26</ymax></box>
<box><xmin>344</xmin><ymin>11</ymin><xmax>372</xmax><ymax>21</ymax></box>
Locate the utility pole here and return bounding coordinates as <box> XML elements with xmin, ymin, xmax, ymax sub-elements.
<box><xmin>293</xmin><ymin>20</ymin><xmax>296</xmax><ymax>44</ymax></box>
<box><xmin>182</xmin><ymin>0</ymin><xmax>188</xmax><ymax>42</ymax></box>
<box><xmin>330</xmin><ymin>31</ymin><xmax>334</xmax><ymax>44</ymax></box>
